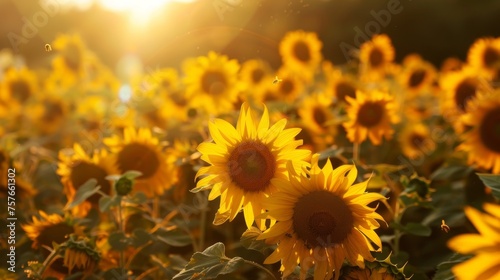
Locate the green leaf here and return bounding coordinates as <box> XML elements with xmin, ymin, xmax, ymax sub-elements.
<box><xmin>431</xmin><ymin>165</ymin><xmax>471</xmax><ymax>181</ymax></box>
<box><xmin>123</xmin><ymin>170</ymin><xmax>143</xmax><ymax>179</ymax></box>
<box><xmin>132</xmin><ymin>228</ymin><xmax>153</xmax><ymax>247</ymax></box>
<box><xmin>98</xmin><ymin>195</ymin><xmax>120</xmax><ymax>212</ymax></box>
<box><xmin>172</xmin><ymin>243</ymin><xmax>245</xmax><ymax>280</ymax></box>
<box><xmin>126</xmin><ymin>191</ymin><xmax>147</xmax><ymax>205</ymax></box>
<box><xmin>156</xmin><ymin>227</ymin><xmax>192</xmax><ymax>247</ymax></box>
<box><xmin>433</xmin><ymin>253</ymin><xmax>473</xmax><ymax>280</ymax></box>
<box><xmin>240</xmin><ymin>227</ymin><xmax>268</xmax><ymax>254</ymax></box>
<box><xmin>405</xmin><ymin>222</ymin><xmax>432</xmax><ymax>237</ymax></box>
<box><xmin>477</xmin><ymin>173</ymin><xmax>500</xmax><ymax>200</ymax></box>
<box><xmin>108</xmin><ymin>232</ymin><xmax>130</xmax><ymax>251</ymax></box>
<box><xmin>64</xmin><ymin>179</ymin><xmax>100</xmax><ymax>210</ymax></box>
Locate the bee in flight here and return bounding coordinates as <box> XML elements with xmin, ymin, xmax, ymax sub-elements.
<box><xmin>272</xmin><ymin>76</ymin><xmax>283</xmax><ymax>84</ymax></box>
<box><xmin>440</xmin><ymin>219</ymin><xmax>450</xmax><ymax>233</ymax></box>
<box><xmin>45</xmin><ymin>44</ymin><xmax>52</xmax><ymax>52</ymax></box>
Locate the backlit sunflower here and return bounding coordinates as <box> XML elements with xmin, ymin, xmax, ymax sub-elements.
<box><xmin>0</xmin><ymin>67</ymin><xmax>38</xmax><ymax>113</ymax></box>
<box><xmin>323</xmin><ymin>63</ymin><xmax>358</xmax><ymax>103</ymax></box>
<box><xmin>57</xmin><ymin>144</ymin><xmax>117</xmax><ymax>217</ymax></box>
<box><xmin>104</xmin><ymin>127</ymin><xmax>177</xmax><ymax>197</ymax></box>
<box><xmin>398</xmin><ymin>54</ymin><xmax>436</xmax><ymax>95</ymax></box>
<box><xmin>22</xmin><ymin>211</ymin><xmax>80</xmax><ymax>250</ymax></box>
<box><xmin>194</xmin><ymin>103</ymin><xmax>310</xmax><ymax>229</ymax></box>
<box><xmin>343</xmin><ymin>90</ymin><xmax>399</xmax><ymax>145</ymax></box>
<box><xmin>239</xmin><ymin>59</ymin><xmax>273</xmax><ymax>102</ymax></box>
<box><xmin>448</xmin><ymin>203</ymin><xmax>500</xmax><ymax>280</ymax></box>
<box><xmin>298</xmin><ymin>93</ymin><xmax>337</xmax><ymax>146</ymax></box>
<box><xmin>51</xmin><ymin>34</ymin><xmax>89</xmax><ymax>86</ymax></box>
<box><xmin>458</xmin><ymin>91</ymin><xmax>500</xmax><ymax>173</ymax></box>
<box><xmin>279</xmin><ymin>30</ymin><xmax>322</xmax><ymax>80</ymax></box>
<box><xmin>266</xmin><ymin>67</ymin><xmax>305</xmax><ymax>103</ymax></box>
<box><xmin>258</xmin><ymin>154</ymin><xmax>385</xmax><ymax>280</ymax></box>
<box><xmin>359</xmin><ymin>34</ymin><xmax>395</xmax><ymax>80</ymax></box>
<box><xmin>440</xmin><ymin>66</ymin><xmax>487</xmax><ymax>132</ymax></box>
<box><xmin>399</xmin><ymin>123</ymin><xmax>436</xmax><ymax>160</ymax></box>
<box><xmin>467</xmin><ymin>37</ymin><xmax>500</xmax><ymax>78</ymax></box>
<box><xmin>183</xmin><ymin>51</ymin><xmax>240</xmax><ymax>115</ymax></box>
<box><xmin>62</xmin><ymin>236</ymin><xmax>100</xmax><ymax>276</ymax></box>
<box><xmin>27</xmin><ymin>95</ymin><xmax>68</xmax><ymax>134</ymax></box>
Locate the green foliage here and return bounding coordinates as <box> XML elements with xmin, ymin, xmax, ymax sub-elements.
<box><xmin>64</xmin><ymin>179</ymin><xmax>100</xmax><ymax>210</ymax></box>
<box><xmin>476</xmin><ymin>173</ymin><xmax>500</xmax><ymax>200</ymax></box>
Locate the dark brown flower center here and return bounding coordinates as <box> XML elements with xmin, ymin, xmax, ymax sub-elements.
<box><xmin>63</xmin><ymin>42</ymin><xmax>83</xmax><ymax>72</ymax></box>
<box><xmin>227</xmin><ymin>141</ymin><xmax>275</xmax><ymax>192</ymax></box>
<box><xmin>280</xmin><ymin>79</ymin><xmax>295</xmax><ymax>95</ymax></box>
<box><xmin>251</xmin><ymin>68</ymin><xmax>265</xmax><ymax>84</ymax></box>
<box><xmin>201</xmin><ymin>70</ymin><xmax>226</xmax><ymax>96</ymax></box>
<box><xmin>410</xmin><ymin>133</ymin><xmax>426</xmax><ymax>149</ymax></box>
<box><xmin>312</xmin><ymin>107</ymin><xmax>327</xmax><ymax>127</ymax></box>
<box><xmin>43</xmin><ymin>100</ymin><xmax>64</xmax><ymax>122</ymax></box>
<box><xmin>70</xmin><ymin>161</ymin><xmax>111</xmax><ymax>204</ymax></box>
<box><xmin>335</xmin><ymin>81</ymin><xmax>356</xmax><ymax>102</ymax></box>
<box><xmin>9</xmin><ymin>80</ymin><xmax>32</xmax><ymax>103</ymax></box>
<box><xmin>479</xmin><ymin>107</ymin><xmax>500</xmax><ymax>153</ymax></box>
<box><xmin>117</xmin><ymin>143</ymin><xmax>160</xmax><ymax>179</ymax></box>
<box><xmin>293</xmin><ymin>190</ymin><xmax>353</xmax><ymax>247</ymax></box>
<box><xmin>36</xmin><ymin>223</ymin><xmax>73</xmax><ymax>249</ymax></box>
<box><xmin>408</xmin><ymin>69</ymin><xmax>427</xmax><ymax>88</ymax></box>
<box><xmin>454</xmin><ymin>78</ymin><xmax>477</xmax><ymax>111</ymax></box>
<box><xmin>170</xmin><ymin>91</ymin><xmax>188</xmax><ymax>107</ymax></box>
<box><xmin>357</xmin><ymin>102</ymin><xmax>384</xmax><ymax>128</ymax></box>
<box><xmin>293</xmin><ymin>41</ymin><xmax>311</xmax><ymax>63</ymax></box>
<box><xmin>483</xmin><ymin>47</ymin><xmax>500</xmax><ymax>68</ymax></box>
<box><xmin>369</xmin><ymin>47</ymin><xmax>384</xmax><ymax>68</ymax></box>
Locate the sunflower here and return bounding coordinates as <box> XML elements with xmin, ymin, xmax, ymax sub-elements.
<box><xmin>265</xmin><ymin>66</ymin><xmax>305</xmax><ymax>104</ymax></box>
<box><xmin>0</xmin><ymin>67</ymin><xmax>38</xmax><ymax>114</ymax></box>
<box><xmin>448</xmin><ymin>203</ymin><xmax>500</xmax><ymax>280</ymax></box>
<box><xmin>403</xmin><ymin>93</ymin><xmax>438</xmax><ymax>122</ymax></box>
<box><xmin>458</xmin><ymin>91</ymin><xmax>500</xmax><ymax>173</ymax></box>
<box><xmin>142</xmin><ymin>67</ymin><xmax>180</xmax><ymax>100</ymax></box>
<box><xmin>343</xmin><ymin>90</ymin><xmax>399</xmax><ymax>145</ymax></box>
<box><xmin>194</xmin><ymin>103</ymin><xmax>310</xmax><ymax>229</ymax></box>
<box><xmin>398</xmin><ymin>54</ymin><xmax>436</xmax><ymax>95</ymax></box>
<box><xmin>298</xmin><ymin>93</ymin><xmax>337</xmax><ymax>145</ymax></box>
<box><xmin>323</xmin><ymin>63</ymin><xmax>358</xmax><ymax>103</ymax></box>
<box><xmin>57</xmin><ymin>143</ymin><xmax>117</xmax><ymax>217</ymax></box>
<box><xmin>440</xmin><ymin>57</ymin><xmax>463</xmax><ymax>74</ymax></box>
<box><xmin>399</xmin><ymin>123</ymin><xmax>436</xmax><ymax>160</ymax></box>
<box><xmin>279</xmin><ymin>30</ymin><xmax>323</xmax><ymax>80</ymax></box>
<box><xmin>239</xmin><ymin>59</ymin><xmax>273</xmax><ymax>102</ymax></box>
<box><xmin>51</xmin><ymin>34</ymin><xmax>89</xmax><ymax>86</ymax></box>
<box><xmin>62</xmin><ymin>236</ymin><xmax>100</xmax><ymax>276</ymax></box>
<box><xmin>104</xmin><ymin>127</ymin><xmax>177</xmax><ymax>197</ymax></box>
<box><xmin>183</xmin><ymin>51</ymin><xmax>240</xmax><ymax>115</ymax></box>
<box><xmin>359</xmin><ymin>34</ymin><xmax>395</xmax><ymax>80</ymax></box>
<box><xmin>27</xmin><ymin>94</ymin><xmax>68</xmax><ymax>134</ymax></box>
<box><xmin>22</xmin><ymin>211</ymin><xmax>79</xmax><ymax>250</ymax></box>
<box><xmin>343</xmin><ymin>268</ymin><xmax>396</xmax><ymax>280</ymax></box>
<box><xmin>467</xmin><ymin>37</ymin><xmax>500</xmax><ymax>78</ymax></box>
<box><xmin>257</xmin><ymin>154</ymin><xmax>385</xmax><ymax>280</ymax></box>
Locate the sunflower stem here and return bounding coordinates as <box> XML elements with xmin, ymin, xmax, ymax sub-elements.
<box><xmin>353</xmin><ymin>142</ymin><xmax>360</xmax><ymax>163</ymax></box>
<box><xmin>38</xmin><ymin>246</ymin><xmax>62</xmax><ymax>278</ymax></box>
<box><xmin>117</xmin><ymin>196</ymin><xmax>125</xmax><ymax>270</ymax></box>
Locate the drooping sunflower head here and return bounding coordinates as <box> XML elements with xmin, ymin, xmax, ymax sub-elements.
<box><xmin>399</xmin><ymin>123</ymin><xmax>436</xmax><ymax>160</ymax></box>
<box><xmin>194</xmin><ymin>103</ymin><xmax>310</xmax><ymax>229</ymax></box>
<box><xmin>360</xmin><ymin>34</ymin><xmax>395</xmax><ymax>79</ymax></box>
<box><xmin>183</xmin><ymin>51</ymin><xmax>240</xmax><ymax>115</ymax></box>
<box><xmin>458</xmin><ymin>90</ymin><xmax>500</xmax><ymax>173</ymax></box>
<box><xmin>467</xmin><ymin>37</ymin><xmax>500</xmax><ymax>77</ymax></box>
<box><xmin>104</xmin><ymin>127</ymin><xmax>177</xmax><ymax>197</ymax></box>
<box><xmin>448</xmin><ymin>203</ymin><xmax>500</xmax><ymax>280</ymax></box>
<box><xmin>399</xmin><ymin>54</ymin><xmax>436</xmax><ymax>94</ymax></box>
<box><xmin>22</xmin><ymin>211</ymin><xmax>79</xmax><ymax>250</ymax></box>
<box><xmin>57</xmin><ymin>143</ymin><xmax>117</xmax><ymax>216</ymax></box>
<box><xmin>62</xmin><ymin>235</ymin><xmax>100</xmax><ymax>276</ymax></box>
<box><xmin>279</xmin><ymin>30</ymin><xmax>323</xmax><ymax>79</ymax></box>
<box><xmin>258</xmin><ymin>154</ymin><xmax>385</xmax><ymax>280</ymax></box>
<box><xmin>343</xmin><ymin>90</ymin><xmax>400</xmax><ymax>145</ymax></box>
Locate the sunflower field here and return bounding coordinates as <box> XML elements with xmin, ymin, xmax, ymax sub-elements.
<box><xmin>1</xmin><ymin>1</ymin><xmax>500</xmax><ymax>280</ymax></box>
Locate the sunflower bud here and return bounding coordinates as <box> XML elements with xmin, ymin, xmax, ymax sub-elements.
<box><xmin>115</xmin><ymin>176</ymin><xmax>133</xmax><ymax>196</ymax></box>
